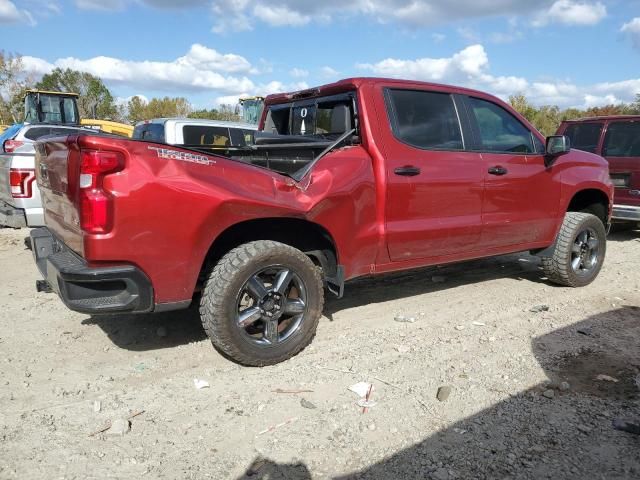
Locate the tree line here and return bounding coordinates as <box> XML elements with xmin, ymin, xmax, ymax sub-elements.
<box><xmin>0</xmin><ymin>51</ymin><xmax>241</xmax><ymax>125</ymax></box>
<box><xmin>508</xmin><ymin>94</ymin><xmax>640</xmax><ymax>136</ymax></box>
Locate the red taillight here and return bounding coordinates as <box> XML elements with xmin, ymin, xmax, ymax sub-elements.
<box><xmin>9</xmin><ymin>169</ymin><xmax>36</xmax><ymax>198</ymax></box>
<box><xmin>3</xmin><ymin>140</ymin><xmax>24</xmax><ymax>153</ymax></box>
<box><xmin>78</xmin><ymin>150</ymin><xmax>124</xmax><ymax>234</ymax></box>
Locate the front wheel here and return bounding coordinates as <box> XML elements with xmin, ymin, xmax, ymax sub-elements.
<box><xmin>200</xmin><ymin>240</ymin><xmax>324</xmax><ymax>366</ymax></box>
<box><xmin>541</xmin><ymin>212</ymin><xmax>607</xmax><ymax>287</ymax></box>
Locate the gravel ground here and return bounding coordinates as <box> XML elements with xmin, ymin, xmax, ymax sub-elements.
<box><xmin>0</xmin><ymin>227</ymin><xmax>638</xmax><ymax>480</ymax></box>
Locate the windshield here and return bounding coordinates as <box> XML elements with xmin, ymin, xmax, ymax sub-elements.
<box><xmin>263</xmin><ymin>92</ymin><xmax>355</xmax><ymax>138</ymax></box>
<box><xmin>241</xmin><ymin>99</ymin><xmax>264</xmax><ymax>125</ymax></box>
<box><xmin>24</xmin><ymin>94</ymin><xmax>79</xmax><ymax>124</ymax></box>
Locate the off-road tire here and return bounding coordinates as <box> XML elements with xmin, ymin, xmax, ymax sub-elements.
<box><xmin>200</xmin><ymin>240</ymin><xmax>324</xmax><ymax>366</ymax></box>
<box><xmin>541</xmin><ymin>212</ymin><xmax>606</xmax><ymax>287</ymax></box>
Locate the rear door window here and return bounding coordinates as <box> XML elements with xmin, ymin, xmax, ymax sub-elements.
<box><xmin>563</xmin><ymin>123</ymin><xmax>603</xmax><ymax>154</ymax></box>
<box><xmin>386</xmin><ymin>89</ymin><xmax>464</xmax><ymax>150</ymax></box>
<box><xmin>603</xmin><ymin>121</ymin><xmax>640</xmax><ymax>157</ymax></box>
<box><xmin>24</xmin><ymin>126</ymin><xmax>89</xmax><ymax>141</ymax></box>
<box><xmin>468</xmin><ymin>97</ymin><xmax>534</xmax><ymax>153</ymax></box>
<box><xmin>133</xmin><ymin>124</ymin><xmax>165</xmax><ymax>143</ymax></box>
<box><xmin>24</xmin><ymin>127</ymin><xmax>52</xmax><ymax>140</ymax></box>
<box><xmin>183</xmin><ymin>126</ymin><xmax>230</xmax><ymax>146</ymax></box>
<box><xmin>229</xmin><ymin>128</ymin><xmax>255</xmax><ymax>146</ymax></box>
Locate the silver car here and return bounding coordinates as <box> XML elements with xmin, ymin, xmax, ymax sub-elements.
<box><xmin>0</xmin><ymin>123</ymin><xmax>92</xmax><ymax>228</ymax></box>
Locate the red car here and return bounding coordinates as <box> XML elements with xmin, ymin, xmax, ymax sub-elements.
<box><xmin>31</xmin><ymin>78</ymin><xmax>613</xmax><ymax>365</ymax></box>
<box><xmin>557</xmin><ymin>116</ymin><xmax>640</xmax><ymax>224</ymax></box>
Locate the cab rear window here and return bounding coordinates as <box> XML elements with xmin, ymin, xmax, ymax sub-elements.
<box><xmin>263</xmin><ymin>93</ymin><xmax>355</xmax><ymax>137</ymax></box>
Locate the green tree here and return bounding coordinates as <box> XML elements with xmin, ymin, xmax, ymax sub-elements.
<box><xmin>633</xmin><ymin>94</ymin><xmax>640</xmax><ymax>114</ymax></box>
<box><xmin>126</xmin><ymin>96</ymin><xmax>192</xmax><ymax>123</ymax></box>
<box><xmin>36</xmin><ymin>68</ymin><xmax>118</xmax><ymax>120</ymax></box>
<box><xmin>188</xmin><ymin>105</ymin><xmax>241</xmax><ymax>122</ymax></box>
<box><xmin>509</xmin><ymin>94</ymin><xmax>537</xmax><ymax>124</ymax></box>
<box><xmin>144</xmin><ymin>97</ymin><xmax>191</xmax><ymax>119</ymax></box>
<box><xmin>0</xmin><ymin>51</ymin><xmax>33</xmax><ymax>124</ymax></box>
<box><xmin>533</xmin><ymin>105</ymin><xmax>562</xmax><ymax>137</ymax></box>
<box><xmin>127</xmin><ymin>95</ymin><xmax>147</xmax><ymax>124</ymax></box>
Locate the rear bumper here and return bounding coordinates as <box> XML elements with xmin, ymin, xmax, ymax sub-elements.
<box><xmin>612</xmin><ymin>204</ymin><xmax>640</xmax><ymax>222</ymax></box>
<box><xmin>0</xmin><ymin>200</ymin><xmax>27</xmax><ymax>228</ymax></box>
<box><xmin>30</xmin><ymin>227</ymin><xmax>154</xmax><ymax>314</ymax></box>
<box><xmin>24</xmin><ymin>207</ymin><xmax>44</xmax><ymax>227</ymax></box>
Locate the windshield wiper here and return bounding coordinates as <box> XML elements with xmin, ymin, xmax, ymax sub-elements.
<box><xmin>291</xmin><ymin>129</ymin><xmax>356</xmax><ymax>182</ymax></box>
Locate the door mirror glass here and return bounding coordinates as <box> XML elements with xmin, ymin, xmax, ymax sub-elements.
<box><xmin>546</xmin><ymin>135</ymin><xmax>571</xmax><ymax>156</ymax></box>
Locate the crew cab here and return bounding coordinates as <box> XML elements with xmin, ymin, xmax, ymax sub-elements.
<box><xmin>557</xmin><ymin>116</ymin><xmax>640</xmax><ymax>224</ymax></box>
<box><xmin>31</xmin><ymin>78</ymin><xmax>613</xmax><ymax>366</ymax></box>
<box><xmin>0</xmin><ymin>123</ymin><xmax>95</xmax><ymax>228</ymax></box>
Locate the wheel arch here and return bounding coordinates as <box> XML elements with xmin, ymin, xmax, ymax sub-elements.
<box><xmin>198</xmin><ymin>217</ymin><xmax>342</xmax><ymax>295</ymax></box>
<box><xmin>566</xmin><ymin>188</ymin><xmax>611</xmax><ymax>225</ymax></box>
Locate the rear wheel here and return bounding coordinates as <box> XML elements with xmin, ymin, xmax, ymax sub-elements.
<box><xmin>541</xmin><ymin>212</ymin><xmax>606</xmax><ymax>287</ymax></box>
<box><xmin>200</xmin><ymin>240</ymin><xmax>324</xmax><ymax>366</ymax></box>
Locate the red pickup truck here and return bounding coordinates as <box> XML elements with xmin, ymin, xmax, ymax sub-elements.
<box><xmin>31</xmin><ymin>78</ymin><xmax>613</xmax><ymax>366</ymax></box>
<box><xmin>557</xmin><ymin>116</ymin><xmax>640</xmax><ymax>224</ymax></box>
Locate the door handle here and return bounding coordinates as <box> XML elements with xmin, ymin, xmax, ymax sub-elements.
<box><xmin>488</xmin><ymin>166</ymin><xmax>508</xmax><ymax>176</ymax></box>
<box><xmin>394</xmin><ymin>166</ymin><xmax>421</xmax><ymax>177</ymax></box>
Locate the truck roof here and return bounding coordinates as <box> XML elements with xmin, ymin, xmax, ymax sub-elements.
<box><xmin>263</xmin><ymin>77</ymin><xmax>511</xmax><ymax>105</ymax></box>
<box><xmin>561</xmin><ymin>115</ymin><xmax>640</xmax><ymax>123</ymax></box>
<box><xmin>137</xmin><ymin>118</ymin><xmax>257</xmax><ymax>130</ymax></box>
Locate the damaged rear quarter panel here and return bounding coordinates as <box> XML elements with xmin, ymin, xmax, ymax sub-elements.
<box><xmin>184</xmin><ymin>145</ymin><xmax>379</xmax><ymax>299</ymax></box>
<box><xmin>94</xmin><ymin>140</ymin><xmax>378</xmax><ymax>304</ymax></box>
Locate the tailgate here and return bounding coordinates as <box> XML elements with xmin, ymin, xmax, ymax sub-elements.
<box><xmin>608</xmin><ymin>156</ymin><xmax>640</xmax><ymax>207</ymax></box>
<box><xmin>35</xmin><ymin>136</ymin><xmax>84</xmax><ymax>254</ymax></box>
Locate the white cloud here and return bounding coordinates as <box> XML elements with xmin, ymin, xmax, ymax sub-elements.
<box><xmin>66</xmin><ymin>0</ymin><xmax>610</xmax><ymax>33</ymax></box>
<box><xmin>253</xmin><ymin>4</ymin><xmax>310</xmax><ymax>27</ymax></box>
<box><xmin>621</xmin><ymin>17</ymin><xmax>640</xmax><ymax>50</ymax></box>
<box><xmin>0</xmin><ymin>0</ymin><xmax>36</xmax><ymax>25</ymax></box>
<box><xmin>205</xmin><ymin>1</ymin><xmax>607</xmax><ymax>31</ymax></box>
<box><xmin>358</xmin><ymin>44</ymin><xmax>490</xmax><ymax>82</ymax></box>
<box><xmin>320</xmin><ymin>66</ymin><xmax>340</xmax><ymax>78</ymax></box>
<box><xmin>142</xmin><ymin>0</ymin><xmax>208</xmax><ymax>7</ymax></box>
<box><xmin>489</xmin><ymin>30</ymin><xmax>523</xmax><ymax>44</ymax></box>
<box><xmin>583</xmin><ymin>94</ymin><xmax>619</xmax><ymax>108</ymax></box>
<box><xmin>214</xmin><ymin>81</ymin><xmax>309</xmax><ymax>108</ymax></box>
<box><xmin>0</xmin><ymin>0</ymin><xmax>20</xmax><ymax>21</ymax></box>
<box><xmin>533</xmin><ymin>0</ymin><xmax>606</xmax><ymax>27</ymax></box>
<box><xmin>357</xmin><ymin>44</ymin><xmax>639</xmax><ymax>109</ymax></box>
<box><xmin>289</xmin><ymin>68</ymin><xmax>309</xmax><ymax>78</ymax></box>
<box><xmin>432</xmin><ymin>33</ymin><xmax>446</xmax><ymax>43</ymax></box>
<box><xmin>211</xmin><ymin>0</ymin><xmax>253</xmax><ymax>33</ymax></box>
<box><xmin>21</xmin><ymin>44</ymin><xmax>256</xmax><ymax>95</ymax></box>
<box><xmin>75</xmin><ymin>0</ymin><xmax>125</xmax><ymax>10</ymax></box>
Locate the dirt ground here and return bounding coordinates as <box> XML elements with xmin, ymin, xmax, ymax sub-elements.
<box><xmin>0</xmin><ymin>227</ymin><xmax>639</xmax><ymax>480</ymax></box>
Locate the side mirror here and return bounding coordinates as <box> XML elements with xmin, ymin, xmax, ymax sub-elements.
<box><xmin>546</xmin><ymin>135</ymin><xmax>571</xmax><ymax>157</ymax></box>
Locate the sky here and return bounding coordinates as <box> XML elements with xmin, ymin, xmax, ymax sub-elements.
<box><xmin>1</xmin><ymin>0</ymin><xmax>639</xmax><ymax>110</ymax></box>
